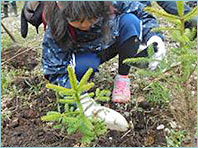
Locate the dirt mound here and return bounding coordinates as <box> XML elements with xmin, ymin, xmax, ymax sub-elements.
<box><xmin>1</xmin><ymin>46</ymin><xmax>39</xmax><ymax>71</ymax></box>
<box><xmin>1</xmin><ymin>75</ymin><xmax>170</xmax><ymax>147</ymax></box>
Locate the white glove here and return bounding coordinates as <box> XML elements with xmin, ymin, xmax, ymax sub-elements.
<box><xmin>147</xmin><ymin>35</ymin><xmax>166</xmax><ymax>71</ymax></box>
<box><xmin>80</xmin><ymin>95</ymin><xmax>129</xmax><ymax>132</ymax></box>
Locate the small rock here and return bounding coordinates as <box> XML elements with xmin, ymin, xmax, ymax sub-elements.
<box><xmin>169</xmin><ymin>121</ymin><xmax>177</xmax><ymax>129</ymax></box>
<box><xmin>183</xmin><ymin>135</ymin><xmax>191</xmax><ymax>144</ymax></box>
<box><xmin>25</xmin><ymin>71</ymin><xmax>30</xmax><ymax>75</ymax></box>
<box><xmin>187</xmin><ymin>84</ymin><xmax>192</xmax><ymax>90</ymax></box>
<box><xmin>46</xmin><ymin>122</ymin><xmax>53</xmax><ymax>127</ymax></box>
<box><xmin>139</xmin><ymin>101</ymin><xmax>150</xmax><ymax>109</ymax></box>
<box><xmin>129</xmin><ymin>121</ymin><xmax>134</xmax><ymax>129</ymax></box>
<box><xmin>9</xmin><ymin>118</ymin><xmax>19</xmax><ymax>128</ymax></box>
<box><xmin>137</xmin><ymin>96</ymin><xmax>145</xmax><ymax>103</ymax></box>
<box><xmin>94</xmin><ymin>72</ymin><xmax>99</xmax><ymax>77</ymax></box>
<box><xmin>156</xmin><ymin>124</ymin><xmax>165</xmax><ymax>130</ymax></box>
<box><xmin>109</xmin><ymin>137</ymin><xmax>113</xmax><ymax>140</ymax></box>
<box><xmin>113</xmin><ymin>63</ymin><xmax>118</xmax><ymax>67</ymax></box>
<box><xmin>178</xmin><ymin>125</ymin><xmax>182</xmax><ymax>129</ymax></box>
<box><xmin>124</xmin><ymin>112</ymin><xmax>130</xmax><ymax>117</ymax></box>
<box><xmin>23</xmin><ymin>109</ymin><xmax>37</xmax><ymax>119</ymax></box>
<box><xmin>73</xmin><ymin>143</ymin><xmax>88</xmax><ymax>147</ymax></box>
<box><xmin>164</xmin><ymin>128</ymin><xmax>170</xmax><ymax>135</ymax></box>
<box><xmin>191</xmin><ymin>91</ymin><xmax>196</xmax><ymax>96</ymax></box>
<box><xmin>111</xmin><ymin>67</ymin><xmax>117</xmax><ymax>71</ymax></box>
<box><xmin>169</xmin><ymin>105</ymin><xmax>175</xmax><ymax>110</ymax></box>
<box><xmin>133</xmin><ymin>84</ymin><xmax>139</xmax><ymax>89</ymax></box>
<box><xmin>144</xmin><ymin>136</ymin><xmax>155</xmax><ymax>146</ymax></box>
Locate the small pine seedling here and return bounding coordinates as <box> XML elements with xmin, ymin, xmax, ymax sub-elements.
<box><xmin>41</xmin><ymin>66</ymin><xmax>110</xmax><ymax>145</ymax></box>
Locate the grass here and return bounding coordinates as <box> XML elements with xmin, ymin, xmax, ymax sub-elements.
<box><xmin>166</xmin><ymin>129</ymin><xmax>186</xmax><ymax>147</ymax></box>
<box><xmin>146</xmin><ymin>82</ymin><xmax>170</xmax><ymax>106</ymax></box>
<box><xmin>1</xmin><ymin>69</ymin><xmax>22</xmax><ymax>96</ymax></box>
<box><xmin>1</xmin><ymin>1</ymin><xmax>197</xmax><ymax>147</ymax></box>
<box><xmin>1</xmin><ymin>35</ymin><xmax>13</xmax><ymax>50</ymax></box>
<box><xmin>1</xmin><ymin>21</ymin><xmax>44</xmax><ymax>51</ymax></box>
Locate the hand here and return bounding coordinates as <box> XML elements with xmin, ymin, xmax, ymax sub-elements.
<box><xmin>147</xmin><ymin>35</ymin><xmax>166</xmax><ymax>71</ymax></box>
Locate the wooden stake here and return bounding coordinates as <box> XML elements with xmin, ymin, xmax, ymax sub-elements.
<box><xmin>1</xmin><ymin>22</ymin><xmax>17</xmax><ymax>43</ymax></box>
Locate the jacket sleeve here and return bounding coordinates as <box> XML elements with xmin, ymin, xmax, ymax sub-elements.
<box><xmin>156</xmin><ymin>1</ymin><xmax>191</xmax><ymax>15</ymax></box>
<box><xmin>42</xmin><ymin>29</ymin><xmax>73</xmax><ymax>88</ymax></box>
<box><xmin>42</xmin><ymin>29</ymin><xmax>70</xmax><ymax>75</ymax></box>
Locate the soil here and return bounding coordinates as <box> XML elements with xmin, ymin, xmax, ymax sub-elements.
<box><xmin>1</xmin><ymin>2</ymin><xmax>197</xmax><ymax>146</ymax></box>
<box><xmin>1</xmin><ymin>46</ymin><xmax>39</xmax><ymax>71</ymax></box>
<box><xmin>1</xmin><ymin>47</ymin><xmax>173</xmax><ymax>147</ymax></box>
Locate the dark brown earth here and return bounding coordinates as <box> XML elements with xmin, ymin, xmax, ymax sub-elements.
<box><xmin>1</xmin><ymin>47</ymin><xmax>174</xmax><ymax>147</ymax></box>
<box><xmin>1</xmin><ymin>46</ymin><xmax>39</xmax><ymax>71</ymax></box>
<box><xmin>1</xmin><ymin>2</ymin><xmax>197</xmax><ymax>145</ymax></box>
<box><xmin>1</xmin><ymin>45</ymin><xmax>197</xmax><ymax>147</ymax></box>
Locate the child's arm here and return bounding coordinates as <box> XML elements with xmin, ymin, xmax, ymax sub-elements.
<box><xmin>42</xmin><ymin>29</ymin><xmax>71</xmax><ymax>88</ymax></box>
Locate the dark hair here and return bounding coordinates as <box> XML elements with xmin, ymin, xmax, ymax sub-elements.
<box><xmin>45</xmin><ymin>1</ymin><xmax>111</xmax><ymax>49</ymax></box>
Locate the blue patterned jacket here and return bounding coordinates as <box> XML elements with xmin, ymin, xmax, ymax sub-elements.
<box><xmin>42</xmin><ymin>1</ymin><xmax>190</xmax><ymax>86</ymax></box>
